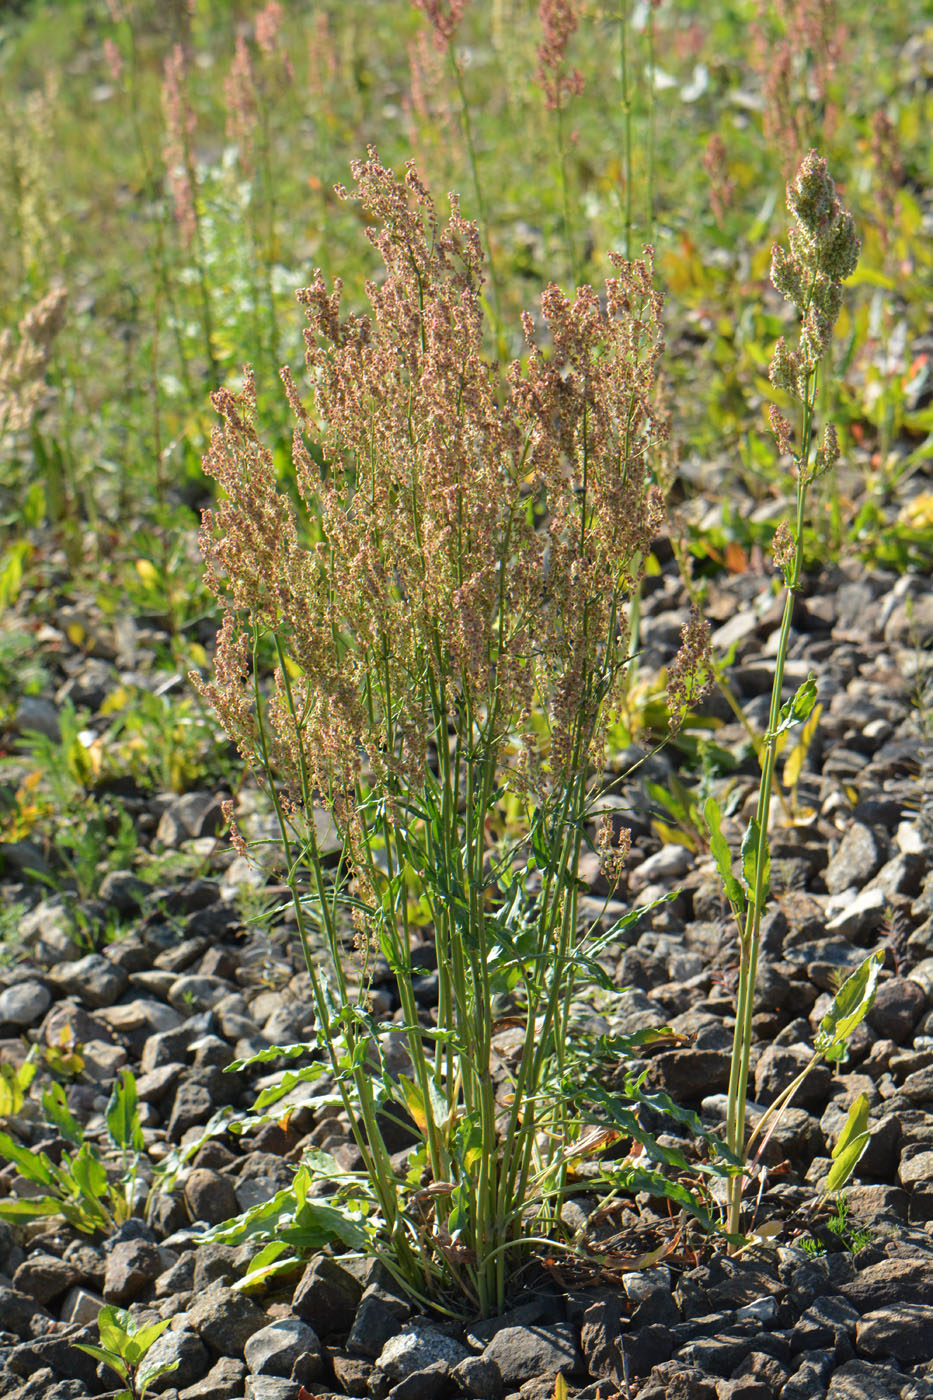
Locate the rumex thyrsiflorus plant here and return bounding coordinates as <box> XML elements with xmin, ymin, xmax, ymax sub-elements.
<box><xmin>194</xmin><ymin>149</ymin><xmax>726</xmax><ymax>1313</ymax></box>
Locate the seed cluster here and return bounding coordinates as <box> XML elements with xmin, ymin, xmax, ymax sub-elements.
<box><xmin>196</xmin><ymin>153</ymin><xmax>672</xmax><ymax>849</ymax></box>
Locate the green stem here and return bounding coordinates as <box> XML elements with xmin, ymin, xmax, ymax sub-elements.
<box><xmin>725</xmin><ymin>371</ymin><xmax>817</xmax><ymax>1238</ymax></box>
<box><xmin>619</xmin><ymin>0</ymin><xmax>633</xmax><ymax>260</ymax></box>
<box><xmin>448</xmin><ymin>49</ymin><xmax>504</xmax><ymax>354</ymax></box>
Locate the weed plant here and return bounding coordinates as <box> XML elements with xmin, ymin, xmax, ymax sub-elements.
<box><xmin>194</xmin><ymin>151</ymin><xmax>736</xmax><ymax>1313</ymax></box>
<box><xmin>0</xmin><ymin>0</ymin><xmax>926</xmax><ymax>1321</ymax></box>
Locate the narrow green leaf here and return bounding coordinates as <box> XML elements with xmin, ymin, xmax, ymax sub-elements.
<box><xmin>74</xmin><ymin>1344</ymin><xmax>128</xmax><ymax>1379</ymax></box>
<box><xmin>253</xmin><ymin>1062</ymin><xmax>331</xmax><ymax>1111</ymax></box>
<box><xmin>825</xmin><ymin>1132</ymin><xmax>871</xmax><ymax>1194</ymax></box>
<box><xmin>42</xmin><ymin>1082</ymin><xmax>83</xmax><ymax>1146</ymax></box>
<box><xmin>772</xmin><ymin>675</ymin><xmax>819</xmax><ymax>738</ymax></box>
<box><xmin>703</xmin><ymin>797</ymin><xmax>745</xmax><ymax>915</ymax></box>
<box><xmin>0</xmin><ymin>1195</ymin><xmax>66</xmax><ymax>1221</ymax></box>
<box><xmin>138</xmin><ymin>1358</ymin><xmax>180</xmax><ymax>1392</ymax></box>
<box><xmin>106</xmin><ymin>1071</ymin><xmax>145</xmax><ymax>1153</ymax></box>
<box><xmin>0</xmin><ymin>1131</ymin><xmax>57</xmax><ymax>1186</ymax></box>
<box><xmin>130</xmin><ymin>1316</ymin><xmax>173</xmax><ymax>1356</ymax></box>
<box><xmin>741</xmin><ymin>818</ymin><xmax>770</xmax><ymax>902</ymax></box>
<box><xmin>227</xmin><ymin>1041</ymin><xmax>315</xmax><ymax>1073</ymax></box>
<box><xmin>815</xmin><ymin>950</ymin><xmax>884</xmax><ymax>1056</ymax></box>
<box><xmin>833</xmin><ymin>1093</ymin><xmax>871</xmax><ymax>1160</ymax></box>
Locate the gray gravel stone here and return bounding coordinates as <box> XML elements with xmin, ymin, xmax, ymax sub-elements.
<box><xmin>59</xmin><ymin>1285</ymin><xmax>105</xmax><ymax>1326</ymax></box>
<box><xmin>482</xmin><ymin>1322</ymin><xmax>583</xmax><ymax>1386</ymax></box>
<box><xmin>101</xmin><ymin>1238</ymin><xmax>163</xmax><ymax>1306</ymax></box>
<box><xmin>49</xmin><ymin>952</ymin><xmax>128</xmax><ymax>1007</ymax></box>
<box><xmin>824</xmin><ymin>823</ymin><xmax>886</xmax><ymax>896</ymax></box>
<box><xmin>12</xmin><ymin>1253</ymin><xmax>79</xmax><ymax>1305</ymax></box>
<box><xmin>856</xmin><ymin>1303</ymin><xmax>933</xmax><ymax>1363</ymax></box>
<box><xmin>185</xmin><ymin>1284</ymin><xmax>267</xmax><ymax>1355</ymax></box>
<box><xmin>143</xmin><ymin>1328</ymin><xmax>210</xmax><ymax>1393</ymax></box>
<box><xmin>244</xmin><ymin>1317</ymin><xmax>323</xmax><ymax>1380</ymax></box>
<box><xmin>0</xmin><ymin>980</ymin><xmax>51</xmax><ymax>1026</ymax></box>
<box><xmin>243</xmin><ymin>1378</ymin><xmax>296</xmax><ymax>1400</ymax></box>
<box><xmin>292</xmin><ymin>1255</ymin><xmax>364</xmax><ymax>1337</ymax></box>
<box><xmin>177</xmin><ymin>1356</ymin><xmax>246</xmax><ymax>1400</ymax></box>
<box><xmin>183</xmin><ymin>1168</ymin><xmax>240</xmax><ymax>1226</ymax></box>
<box><xmin>826</xmin><ymin>1358</ymin><xmax>906</xmax><ymax>1399</ymax></box>
<box><xmin>168</xmin><ymin>974</ymin><xmax>233</xmax><ymax>1013</ymax></box>
<box><xmin>345</xmin><ymin>1282</ymin><xmax>412</xmax><ymax>1358</ymax></box>
<box><xmin>377</xmin><ymin>1324</ymin><xmax>470</xmax><ymax>1381</ymax></box>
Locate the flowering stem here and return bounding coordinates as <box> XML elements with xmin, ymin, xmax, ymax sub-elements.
<box><xmin>725</xmin><ymin>367</ymin><xmax>817</xmax><ymax>1238</ymax></box>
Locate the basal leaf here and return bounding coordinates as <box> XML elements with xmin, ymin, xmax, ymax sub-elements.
<box><xmin>106</xmin><ymin>1070</ymin><xmax>145</xmax><ymax>1153</ymax></box>
<box><xmin>0</xmin><ymin>1131</ymin><xmax>56</xmax><ymax>1186</ymax></box>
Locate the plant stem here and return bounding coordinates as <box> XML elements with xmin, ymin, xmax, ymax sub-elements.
<box><xmin>725</xmin><ymin>371</ymin><xmax>817</xmax><ymax>1237</ymax></box>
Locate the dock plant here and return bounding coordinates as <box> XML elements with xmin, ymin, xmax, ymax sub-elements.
<box><xmin>705</xmin><ymin>151</ymin><xmax>883</xmax><ymax>1237</ymax></box>
<box><xmin>194</xmin><ymin>150</ymin><xmax>729</xmax><ymax>1313</ymax></box>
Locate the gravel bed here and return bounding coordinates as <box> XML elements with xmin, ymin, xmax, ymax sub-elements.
<box><xmin>1</xmin><ymin>553</ymin><xmax>932</xmax><ymax>1400</ymax></box>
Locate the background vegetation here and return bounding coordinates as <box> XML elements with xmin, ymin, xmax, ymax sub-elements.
<box><xmin>0</xmin><ymin>0</ymin><xmax>930</xmax><ymax>924</ymax></box>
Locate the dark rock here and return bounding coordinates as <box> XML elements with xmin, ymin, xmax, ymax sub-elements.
<box><xmin>167</xmin><ymin>1080</ymin><xmax>215</xmax><ymax>1139</ymax></box>
<box><xmin>780</xmin><ymin>1349</ymin><xmax>834</xmax><ymax>1400</ymax></box>
<box><xmin>636</xmin><ymin>1361</ymin><xmax>718</xmax><ymax>1399</ymax></box>
<box><xmin>42</xmin><ymin>1000</ymin><xmax>114</xmax><ymax>1047</ymax></box>
<box><xmin>156</xmin><ymin>1252</ymin><xmax>196</xmax><ymax>1297</ymax></box>
<box><xmin>243</xmin><ymin>1317</ymin><xmax>323</xmax><ymax>1380</ymax></box>
<box><xmin>645</xmin><ymin>1048</ymin><xmax>732</xmax><ymax>1099</ymax></box>
<box><xmin>178</xmin><ymin>1355</ymin><xmax>246</xmax><ymax>1399</ymax></box>
<box><xmin>183</xmin><ymin>1168</ymin><xmax>240</xmax><ymax>1226</ymax></box>
<box><xmin>707</xmin><ymin>1263</ymin><xmax>786</xmax><ymax>1311</ymax></box>
<box><xmin>677</xmin><ymin>1331</ymin><xmax>763</xmax><ymax>1376</ymax></box>
<box><xmin>867</xmin><ymin>978</ymin><xmax>926</xmax><ymax>1042</ymax></box>
<box><xmin>12</xmin><ymin>1253</ymin><xmax>80</xmax><ymax>1305</ymax></box>
<box><xmin>386</xmin><ymin>1359</ymin><xmax>452</xmax><ymax>1400</ymax></box>
<box><xmin>754</xmin><ymin>1042</ymin><xmax>832</xmax><ymax>1109</ymax></box>
<box><xmin>346</xmin><ymin>1282</ymin><xmax>412</xmax><ymax>1358</ymax></box>
<box><xmin>99</xmin><ymin>870</ymin><xmax>151</xmax><ymax>913</ymax></box>
<box><xmin>580</xmin><ymin>1299</ymin><xmax>624</xmax><ymax>1383</ymax></box>
<box><xmin>149</xmin><ymin>1191</ymin><xmax>190</xmax><ymax>1236</ymax></box>
<box><xmin>192</xmin><ymin>1242</ymin><xmax>252</xmax><ymax>1291</ymax></box>
<box><xmin>140</xmin><ymin>1025</ymin><xmax>193</xmax><ymax>1072</ymax></box>
<box><xmin>856</xmin><ymin>1303</ymin><xmax>933</xmax><ymax>1362</ymax></box>
<box><xmin>0</xmin><ymin>980</ymin><xmax>51</xmax><ymax>1027</ymax></box>
<box><xmin>732</xmin><ymin>1351</ymin><xmax>790</xmax><ymax>1391</ymax></box>
<box><xmin>143</xmin><ymin>1328</ymin><xmax>210</xmax><ymax>1392</ymax></box>
<box><xmin>102</xmin><ymin>1238</ymin><xmax>164</xmax><ymax>1305</ymax></box>
<box><xmin>185</xmin><ymin>1284</ymin><xmax>267</xmax><ymax>1354</ymax></box>
<box><xmin>49</xmin><ymin>952</ymin><xmax>128</xmax><ymax>1007</ymax></box>
<box><xmin>293</xmin><ymin>1256</ymin><xmax>365</xmax><ymax>1338</ymax></box>
<box><xmin>168</xmin><ymin>974</ymin><xmax>233</xmax><ymax>1014</ymax></box>
<box><xmin>824</xmin><ymin>824</ymin><xmax>886</xmax><ymax>896</ymax></box>
<box><xmin>243</xmin><ymin>1377</ymin><xmax>298</xmax><ymax>1400</ymax></box>
<box><xmin>792</xmin><ymin>1296</ymin><xmax>860</xmax><ymax>1353</ymax></box>
<box><xmin>331</xmin><ymin>1351</ymin><xmax>373</xmax><ymax>1395</ymax></box>
<box><xmin>0</xmin><ymin>1284</ymin><xmax>51</xmax><ymax>1338</ymax></box>
<box><xmin>157</xmin><ymin>792</ymin><xmax>225</xmax><ymax>844</ymax></box>
<box><xmin>714</xmin><ymin>1380</ymin><xmax>772</xmax><ymax>1400</ymax></box>
<box><xmin>825</xmin><ymin>1358</ymin><xmax>908</xmax><ymax>1398</ymax></box>
<box><xmin>840</xmin><ymin>1258</ymin><xmax>933</xmax><ymax>1313</ymax></box>
<box><xmin>4</xmin><ymin>1325</ymin><xmax>101</xmax><ymax>1388</ymax></box>
<box><xmin>482</xmin><ymin>1323</ymin><xmax>583</xmax><ymax>1386</ymax></box>
<box><xmin>451</xmin><ymin>1355</ymin><xmax>503</xmax><ymax>1398</ymax></box>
